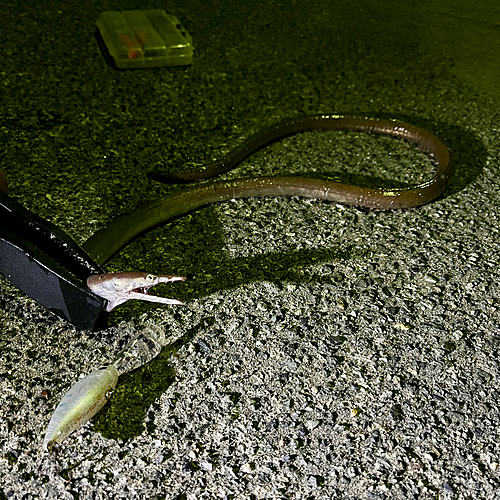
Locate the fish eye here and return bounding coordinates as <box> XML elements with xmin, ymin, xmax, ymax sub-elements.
<box><xmin>146</xmin><ymin>274</ymin><xmax>156</xmax><ymax>281</ymax></box>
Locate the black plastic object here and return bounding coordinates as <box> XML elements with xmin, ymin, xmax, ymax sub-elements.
<box><xmin>0</xmin><ymin>191</ymin><xmax>107</xmax><ymax>330</ymax></box>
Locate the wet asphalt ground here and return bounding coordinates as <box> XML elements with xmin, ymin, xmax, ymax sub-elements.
<box><xmin>1</xmin><ymin>0</ymin><xmax>500</xmax><ymax>498</ymax></box>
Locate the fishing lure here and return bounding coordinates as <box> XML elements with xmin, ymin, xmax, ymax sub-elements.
<box><xmin>43</xmin><ymin>364</ymin><xmax>119</xmax><ymax>451</ymax></box>
<box><xmin>43</xmin><ymin>326</ymin><xmax>166</xmax><ymax>451</ymax></box>
<box><xmin>43</xmin><ymin>272</ymin><xmax>181</xmax><ymax>450</ymax></box>
<box><xmin>118</xmin><ymin>30</ymin><xmax>147</xmax><ymax>60</ymax></box>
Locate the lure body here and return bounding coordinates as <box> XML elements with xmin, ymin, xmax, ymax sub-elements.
<box><xmin>43</xmin><ymin>365</ymin><xmax>118</xmax><ymax>451</ymax></box>
<box><xmin>44</xmin><ymin>327</ymin><xmax>166</xmax><ymax>450</ymax></box>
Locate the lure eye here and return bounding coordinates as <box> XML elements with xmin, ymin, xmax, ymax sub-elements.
<box><xmin>145</xmin><ymin>274</ymin><xmax>156</xmax><ymax>281</ymax></box>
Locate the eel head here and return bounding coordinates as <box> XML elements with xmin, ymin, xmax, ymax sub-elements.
<box><xmin>87</xmin><ymin>272</ymin><xmax>185</xmax><ymax>312</ymax></box>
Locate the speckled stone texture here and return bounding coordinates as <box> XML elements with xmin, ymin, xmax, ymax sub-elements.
<box><xmin>1</xmin><ymin>0</ymin><xmax>500</xmax><ymax>498</ymax></box>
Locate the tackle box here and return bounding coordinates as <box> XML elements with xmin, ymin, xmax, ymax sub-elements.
<box><xmin>96</xmin><ymin>10</ymin><xmax>194</xmax><ymax>69</ymax></box>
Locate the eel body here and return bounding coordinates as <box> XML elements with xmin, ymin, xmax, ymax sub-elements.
<box><xmin>1</xmin><ymin>114</ymin><xmax>454</xmax><ymax>450</ymax></box>
<box><xmin>83</xmin><ymin>114</ymin><xmax>454</xmax><ymax>265</ymax></box>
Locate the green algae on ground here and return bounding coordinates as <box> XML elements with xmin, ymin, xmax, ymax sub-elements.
<box><xmin>92</xmin><ymin>321</ymin><xmax>202</xmax><ymax>442</ymax></box>
<box><xmin>93</xmin><ymin>345</ymin><xmax>176</xmax><ymax>441</ymax></box>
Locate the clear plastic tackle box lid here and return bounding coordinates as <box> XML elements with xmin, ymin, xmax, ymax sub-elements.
<box><xmin>96</xmin><ymin>10</ymin><xmax>193</xmax><ymax>69</ymax></box>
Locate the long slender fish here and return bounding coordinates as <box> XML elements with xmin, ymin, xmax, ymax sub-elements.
<box><xmin>83</xmin><ymin>115</ymin><xmax>454</xmax><ymax>265</ymax></box>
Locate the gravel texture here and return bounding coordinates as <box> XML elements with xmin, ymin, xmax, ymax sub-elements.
<box><xmin>1</xmin><ymin>0</ymin><xmax>500</xmax><ymax>499</ymax></box>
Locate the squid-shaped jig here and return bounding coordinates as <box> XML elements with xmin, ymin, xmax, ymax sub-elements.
<box><xmin>43</xmin><ymin>326</ymin><xmax>166</xmax><ymax>451</ymax></box>
<box><xmin>43</xmin><ymin>364</ymin><xmax>119</xmax><ymax>451</ymax></box>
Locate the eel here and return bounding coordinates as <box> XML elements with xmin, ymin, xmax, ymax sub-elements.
<box><xmin>82</xmin><ymin>114</ymin><xmax>454</xmax><ymax>265</ymax></box>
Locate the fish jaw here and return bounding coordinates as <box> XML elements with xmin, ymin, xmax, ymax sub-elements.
<box><xmin>87</xmin><ymin>272</ymin><xmax>185</xmax><ymax>312</ymax></box>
